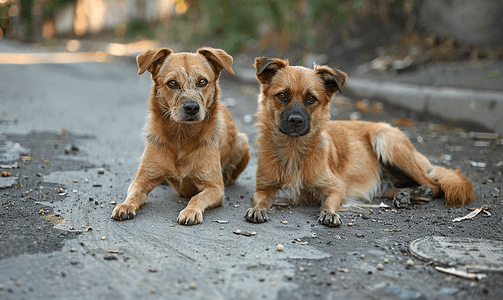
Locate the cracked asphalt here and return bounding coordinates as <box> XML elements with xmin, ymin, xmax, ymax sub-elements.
<box><xmin>1</xmin><ymin>52</ymin><xmax>502</xmax><ymax>299</ymax></box>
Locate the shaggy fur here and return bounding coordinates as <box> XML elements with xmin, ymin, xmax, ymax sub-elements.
<box><xmin>111</xmin><ymin>47</ymin><xmax>250</xmax><ymax>225</ymax></box>
<box><xmin>245</xmin><ymin>57</ymin><xmax>474</xmax><ymax>227</ymax></box>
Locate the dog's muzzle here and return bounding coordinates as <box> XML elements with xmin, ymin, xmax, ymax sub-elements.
<box><xmin>278</xmin><ymin>103</ymin><xmax>310</xmax><ymax>137</ymax></box>
<box><xmin>181</xmin><ymin>100</ymin><xmax>201</xmax><ymax>122</ymax></box>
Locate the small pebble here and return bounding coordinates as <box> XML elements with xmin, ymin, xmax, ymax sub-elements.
<box><xmin>243</xmin><ymin>114</ymin><xmax>253</xmax><ymax>123</ymax></box>
<box><xmin>407</xmin><ymin>259</ymin><xmax>414</xmax><ymax>267</ymax></box>
<box><xmin>360</xmin><ymin>254</ymin><xmax>365</xmax><ymax>259</ymax></box>
<box><xmin>377</xmin><ymin>263</ymin><xmax>384</xmax><ymax>270</ymax></box>
<box><xmin>59</xmin><ymin>188</ymin><xmax>64</xmax><ymax>193</ymax></box>
<box><xmin>234</xmin><ymin>229</ymin><xmax>241</xmax><ymax>235</ymax></box>
<box><xmin>383</xmin><ymin>257</ymin><xmax>389</xmax><ymax>264</ymax></box>
<box><xmin>281</xmin><ymin>220</ymin><xmax>288</xmax><ymax>224</ymax></box>
<box><xmin>73</xmin><ymin>179</ymin><xmax>78</xmax><ymax>183</ymax></box>
<box><xmin>277</xmin><ymin>244</ymin><xmax>285</xmax><ymax>252</ymax></box>
<box><xmin>299</xmin><ymin>267</ymin><xmax>305</xmax><ymax>272</ymax></box>
<box><xmin>101</xmin><ymin>236</ymin><xmax>106</xmax><ymax>240</ymax></box>
<box><xmin>347</xmin><ymin>223</ymin><xmax>353</xmax><ymax>226</ymax></box>
<box><xmin>110</xmin><ymin>200</ymin><xmax>116</xmax><ymax>205</ymax></box>
<box><xmin>98</xmin><ymin>168</ymin><xmax>105</xmax><ymax>174</ymax></box>
<box><xmin>69</xmin><ymin>247</ymin><xmax>76</xmax><ymax>252</ymax></box>
<box><xmin>189</xmin><ymin>283</ymin><xmax>197</xmax><ymax>289</ymax></box>
<box><xmin>251</xmin><ymin>231</ymin><xmax>256</xmax><ymax>236</ymax></box>
<box><xmin>361</xmin><ymin>213</ymin><xmax>369</xmax><ymax>219</ymax></box>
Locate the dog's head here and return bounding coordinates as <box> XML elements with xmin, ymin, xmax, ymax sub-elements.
<box><xmin>137</xmin><ymin>47</ymin><xmax>234</xmax><ymax>123</ymax></box>
<box><xmin>254</xmin><ymin>57</ymin><xmax>347</xmax><ymax>138</ymax></box>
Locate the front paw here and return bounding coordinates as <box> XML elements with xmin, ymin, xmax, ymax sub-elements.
<box><xmin>318</xmin><ymin>210</ymin><xmax>342</xmax><ymax>227</ymax></box>
<box><xmin>177</xmin><ymin>208</ymin><xmax>203</xmax><ymax>225</ymax></box>
<box><xmin>111</xmin><ymin>203</ymin><xmax>137</xmax><ymax>221</ymax></box>
<box><xmin>393</xmin><ymin>191</ymin><xmax>411</xmax><ymax>208</ymax></box>
<box><xmin>245</xmin><ymin>207</ymin><xmax>268</xmax><ymax>223</ymax></box>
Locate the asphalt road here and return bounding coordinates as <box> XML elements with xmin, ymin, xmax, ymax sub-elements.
<box><xmin>1</xmin><ymin>58</ymin><xmax>503</xmax><ymax>300</ymax></box>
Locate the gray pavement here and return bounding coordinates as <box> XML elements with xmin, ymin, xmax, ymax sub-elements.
<box><xmin>1</xmin><ymin>39</ymin><xmax>503</xmax><ymax>299</ymax></box>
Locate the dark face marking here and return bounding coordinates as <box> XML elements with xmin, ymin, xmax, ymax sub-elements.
<box><xmin>278</xmin><ymin>102</ymin><xmax>310</xmax><ymax>138</ymax></box>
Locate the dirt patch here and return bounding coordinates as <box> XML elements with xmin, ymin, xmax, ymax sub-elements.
<box><xmin>0</xmin><ymin>132</ymin><xmax>93</xmax><ymax>260</ymax></box>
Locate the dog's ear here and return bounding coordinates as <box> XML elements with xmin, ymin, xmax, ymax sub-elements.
<box><xmin>314</xmin><ymin>65</ymin><xmax>347</xmax><ymax>98</ymax></box>
<box><xmin>254</xmin><ymin>57</ymin><xmax>289</xmax><ymax>85</ymax></box>
<box><xmin>137</xmin><ymin>48</ymin><xmax>173</xmax><ymax>76</ymax></box>
<box><xmin>198</xmin><ymin>47</ymin><xmax>234</xmax><ymax>75</ymax></box>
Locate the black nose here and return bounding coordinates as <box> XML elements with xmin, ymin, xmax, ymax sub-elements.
<box><xmin>288</xmin><ymin>114</ymin><xmax>304</xmax><ymax>128</ymax></box>
<box><xmin>183</xmin><ymin>101</ymin><xmax>199</xmax><ymax>116</ymax></box>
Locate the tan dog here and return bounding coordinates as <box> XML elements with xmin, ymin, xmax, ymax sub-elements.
<box><xmin>111</xmin><ymin>47</ymin><xmax>250</xmax><ymax>225</ymax></box>
<box><xmin>245</xmin><ymin>57</ymin><xmax>474</xmax><ymax>227</ymax></box>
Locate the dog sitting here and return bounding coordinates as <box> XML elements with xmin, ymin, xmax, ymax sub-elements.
<box><xmin>111</xmin><ymin>47</ymin><xmax>250</xmax><ymax>225</ymax></box>
<box><xmin>245</xmin><ymin>57</ymin><xmax>474</xmax><ymax>227</ymax></box>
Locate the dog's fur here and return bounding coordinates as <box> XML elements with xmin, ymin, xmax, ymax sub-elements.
<box><xmin>245</xmin><ymin>57</ymin><xmax>475</xmax><ymax>227</ymax></box>
<box><xmin>111</xmin><ymin>47</ymin><xmax>250</xmax><ymax>225</ymax></box>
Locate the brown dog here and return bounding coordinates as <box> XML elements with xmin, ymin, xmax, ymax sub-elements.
<box><xmin>245</xmin><ymin>57</ymin><xmax>474</xmax><ymax>227</ymax></box>
<box><xmin>111</xmin><ymin>47</ymin><xmax>250</xmax><ymax>225</ymax></box>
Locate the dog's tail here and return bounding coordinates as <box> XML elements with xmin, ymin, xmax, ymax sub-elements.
<box><xmin>429</xmin><ymin>166</ymin><xmax>475</xmax><ymax>206</ymax></box>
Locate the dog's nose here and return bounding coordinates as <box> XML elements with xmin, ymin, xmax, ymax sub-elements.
<box><xmin>288</xmin><ymin>114</ymin><xmax>304</xmax><ymax>128</ymax></box>
<box><xmin>183</xmin><ymin>101</ymin><xmax>200</xmax><ymax>116</ymax></box>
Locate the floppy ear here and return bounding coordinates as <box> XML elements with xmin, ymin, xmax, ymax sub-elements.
<box><xmin>137</xmin><ymin>48</ymin><xmax>173</xmax><ymax>76</ymax></box>
<box><xmin>197</xmin><ymin>47</ymin><xmax>234</xmax><ymax>75</ymax></box>
<box><xmin>314</xmin><ymin>65</ymin><xmax>347</xmax><ymax>98</ymax></box>
<box><xmin>254</xmin><ymin>57</ymin><xmax>289</xmax><ymax>85</ymax></box>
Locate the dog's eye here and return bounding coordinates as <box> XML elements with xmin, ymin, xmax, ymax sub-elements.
<box><xmin>167</xmin><ymin>80</ymin><xmax>179</xmax><ymax>89</ymax></box>
<box><xmin>276</xmin><ymin>93</ymin><xmax>287</xmax><ymax>102</ymax></box>
<box><xmin>306</xmin><ymin>95</ymin><xmax>317</xmax><ymax>105</ymax></box>
<box><xmin>197</xmin><ymin>78</ymin><xmax>208</xmax><ymax>87</ymax></box>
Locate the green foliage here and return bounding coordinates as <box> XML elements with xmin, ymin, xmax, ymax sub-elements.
<box><xmin>125</xmin><ymin>18</ymin><xmax>155</xmax><ymax>39</ymax></box>
<box><xmin>0</xmin><ymin>3</ymin><xmax>12</xmax><ymax>34</ymax></box>
<box><xmin>310</xmin><ymin>1</ymin><xmax>347</xmax><ymax>27</ymax></box>
<box><xmin>181</xmin><ymin>0</ymin><xmax>361</xmax><ymax>53</ymax></box>
<box><xmin>43</xmin><ymin>0</ymin><xmax>74</xmax><ymax>20</ymax></box>
<box><xmin>488</xmin><ymin>70</ymin><xmax>500</xmax><ymax>78</ymax></box>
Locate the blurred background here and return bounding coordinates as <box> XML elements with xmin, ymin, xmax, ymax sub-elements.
<box><xmin>1</xmin><ymin>0</ymin><xmax>502</xmax><ymax>73</ymax></box>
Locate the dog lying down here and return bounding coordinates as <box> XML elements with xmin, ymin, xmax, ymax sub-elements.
<box><xmin>245</xmin><ymin>57</ymin><xmax>475</xmax><ymax>227</ymax></box>
<box><xmin>111</xmin><ymin>47</ymin><xmax>250</xmax><ymax>225</ymax></box>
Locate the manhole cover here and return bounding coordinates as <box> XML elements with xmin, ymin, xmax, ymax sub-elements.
<box><xmin>409</xmin><ymin>236</ymin><xmax>503</xmax><ymax>268</ymax></box>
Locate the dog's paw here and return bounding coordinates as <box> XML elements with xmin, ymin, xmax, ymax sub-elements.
<box><xmin>177</xmin><ymin>208</ymin><xmax>203</xmax><ymax>226</ymax></box>
<box><xmin>318</xmin><ymin>210</ymin><xmax>342</xmax><ymax>227</ymax></box>
<box><xmin>414</xmin><ymin>185</ymin><xmax>433</xmax><ymax>198</ymax></box>
<box><xmin>245</xmin><ymin>207</ymin><xmax>268</xmax><ymax>223</ymax></box>
<box><xmin>111</xmin><ymin>204</ymin><xmax>137</xmax><ymax>221</ymax></box>
<box><xmin>393</xmin><ymin>191</ymin><xmax>410</xmax><ymax>208</ymax></box>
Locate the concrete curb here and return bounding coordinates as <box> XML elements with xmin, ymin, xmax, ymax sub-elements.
<box><xmin>232</xmin><ymin>67</ymin><xmax>503</xmax><ymax>135</ymax></box>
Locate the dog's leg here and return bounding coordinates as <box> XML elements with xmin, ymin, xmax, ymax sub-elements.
<box><xmin>245</xmin><ymin>187</ymin><xmax>279</xmax><ymax>223</ymax></box>
<box><xmin>318</xmin><ymin>193</ymin><xmax>345</xmax><ymax>227</ymax></box>
<box><xmin>381</xmin><ymin>186</ymin><xmax>434</xmax><ymax>208</ymax></box>
<box><xmin>373</xmin><ymin>125</ymin><xmax>441</xmax><ymax>196</ymax></box>
<box><xmin>177</xmin><ymin>160</ymin><xmax>225</xmax><ymax>225</ymax></box>
<box><xmin>222</xmin><ymin>132</ymin><xmax>250</xmax><ymax>186</ymax></box>
<box><xmin>177</xmin><ymin>183</ymin><xmax>224</xmax><ymax>225</ymax></box>
<box><xmin>111</xmin><ymin>166</ymin><xmax>167</xmax><ymax>221</ymax></box>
